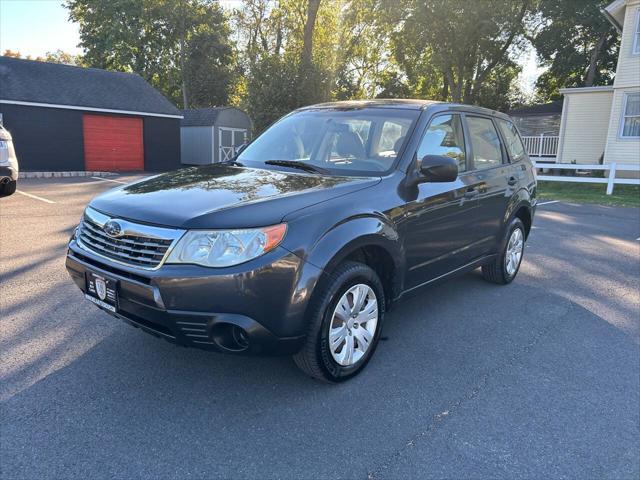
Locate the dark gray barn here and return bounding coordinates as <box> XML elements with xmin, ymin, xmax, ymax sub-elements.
<box><xmin>0</xmin><ymin>56</ymin><xmax>182</xmax><ymax>172</ymax></box>
<box><xmin>180</xmin><ymin>107</ymin><xmax>252</xmax><ymax>165</ymax></box>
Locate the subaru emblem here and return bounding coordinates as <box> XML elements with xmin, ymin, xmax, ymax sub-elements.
<box><xmin>103</xmin><ymin>220</ymin><xmax>123</xmax><ymax>238</ymax></box>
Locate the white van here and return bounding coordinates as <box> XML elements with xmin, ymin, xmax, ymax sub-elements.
<box><xmin>0</xmin><ymin>125</ymin><xmax>19</xmax><ymax>197</ymax></box>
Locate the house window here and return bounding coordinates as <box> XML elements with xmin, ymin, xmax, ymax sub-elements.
<box><xmin>635</xmin><ymin>9</ymin><xmax>640</xmax><ymax>54</ymax></box>
<box><xmin>621</xmin><ymin>93</ymin><xmax>640</xmax><ymax>138</ymax></box>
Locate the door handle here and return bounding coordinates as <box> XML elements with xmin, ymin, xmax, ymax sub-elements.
<box><xmin>464</xmin><ymin>187</ymin><xmax>479</xmax><ymax>199</ymax></box>
<box><xmin>507</xmin><ymin>176</ymin><xmax>517</xmax><ymax>186</ymax></box>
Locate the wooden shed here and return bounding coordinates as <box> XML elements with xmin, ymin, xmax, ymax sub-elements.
<box><xmin>180</xmin><ymin>107</ymin><xmax>252</xmax><ymax>165</ymax></box>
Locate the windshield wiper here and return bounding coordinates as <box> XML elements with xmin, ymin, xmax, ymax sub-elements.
<box><xmin>264</xmin><ymin>160</ymin><xmax>329</xmax><ymax>174</ymax></box>
<box><xmin>222</xmin><ymin>159</ymin><xmax>244</xmax><ymax>167</ymax></box>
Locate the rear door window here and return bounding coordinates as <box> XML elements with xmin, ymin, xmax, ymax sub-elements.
<box><xmin>497</xmin><ymin>119</ymin><xmax>526</xmax><ymax>162</ymax></box>
<box><xmin>466</xmin><ymin>116</ymin><xmax>503</xmax><ymax>170</ymax></box>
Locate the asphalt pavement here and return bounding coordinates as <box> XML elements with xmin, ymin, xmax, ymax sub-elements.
<box><xmin>1</xmin><ymin>177</ymin><xmax>639</xmax><ymax>479</ymax></box>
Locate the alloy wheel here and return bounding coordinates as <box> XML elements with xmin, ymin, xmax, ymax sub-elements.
<box><xmin>505</xmin><ymin>227</ymin><xmax>524</xmax><ymax>276</ymax></box>
<box><xmin>328</xmin><ymin>284</ymin><xmax>379</xmax><ymax>366</ymax></box>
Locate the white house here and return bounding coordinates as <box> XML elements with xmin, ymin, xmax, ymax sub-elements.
<box><xmin>556</xmin><ymin>0</ymin><xmax>640</xmax><ymax>171</ymax></box>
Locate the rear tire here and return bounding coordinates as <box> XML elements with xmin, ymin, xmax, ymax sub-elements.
<box><xmin>482</xmin><ymin>217</ymin><xmax>525</xmax><ymax>285</ymax></box>
<box><xmin>293</xmin><ymin>261</ymin><xmax>385</xmax><ymax>382</ymax></box>
<box><xmin>0</xmin><ymin>180</ymin><xmax>16</xmax><ymax>197</ymax></box>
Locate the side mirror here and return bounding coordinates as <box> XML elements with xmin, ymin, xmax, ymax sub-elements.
<box><xmin>420</xmin><ymin>155</ymin><xmax>458</xmax><ymax>183</ymax></box>
<box><xmin>234</xmin><ymin>143</ymin><xmax>248</xmax><ymax>157</ymax></box>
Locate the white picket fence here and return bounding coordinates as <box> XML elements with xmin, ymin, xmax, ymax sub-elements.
<box><xmin>523</xmin><ymin>135</ymin><xmax>559</xmax><ymax>161</ymax></box>
<box><xmin>533</xmin><ymin>161</ymin><xmax>640</xmax><ymax>195</ymax></box>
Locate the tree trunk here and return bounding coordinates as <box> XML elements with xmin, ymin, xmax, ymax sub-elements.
<box><xmin>301</xmin><ymin>0</ymin><xmax>321</xmax><ymax>68</ymax></box>
<box><xmin>298</xmin><ymin>0</ymin><xmax>322</xmax><ymax>104</ymax></box>
<box><xmin>275</xmin><ymin>0</ymin><xmax>284</xmax><ymax>55</ymax></box>
<box><xmin>275</xmin><ymin>24</ymin><xmax>282</xmax><ymax>55</ymax></box>
<box><xmin>179</xmin><ymin>1</ymin><xmax>188</xmax><ymax>109</ymax></box>
<box><xmin>180</xmin><ymin>36</ymin><xmax>188</xmax><ymax>109</ymax></box>
<box><xmin>452</xmin><ymin>69</ymin><xmax>463</xmax><ymax>103</ymax></box>
<box><xmin>463</xmin><ymin>77</ymin><xmax>473</xmax><ymax>103</ymax></box>
<box><xmin>444</xmin><ymin>69</ymin><xmax>461</xmax><ymax>102</ymax></box>
<box><xmin>585</xmin><ymin>33</ymin><xmax>607</xmax><ymax>87</ymax></box>
<box><xmin>441</xmin><ymin>76</ymin><xmax>449</xmax><ymax>100</ymax></box>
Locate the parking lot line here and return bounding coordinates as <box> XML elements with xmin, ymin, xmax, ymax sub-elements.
<box><xmin>91</xmin><ymin>176</ymin><xmax>127</xmax><ymax>184</ymax></box>
<box><xmin>16</xmin><ymin>190</ymin><xmax>56</xmax><ymax>204</ymax></box>
<box><xmin>537</xmin><ymin>200</ymin><xmax>560</xmax><ymax>206</ymax></box>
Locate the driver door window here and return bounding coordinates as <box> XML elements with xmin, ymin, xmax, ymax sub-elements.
<box><xmin>416</xmin><ymin>114</ymin><xmax>466</xmax><ymax>172</ymax></box>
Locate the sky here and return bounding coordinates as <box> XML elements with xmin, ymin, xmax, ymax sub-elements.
<box><xmin>0</xmin><ymin>0</ymin><xmax>82</xmax><ymax>57</ymax></box>
<box><xmin>0</xmin><ymin>0</ymin><xmax>543</xmax><ymax>95</ymax></box>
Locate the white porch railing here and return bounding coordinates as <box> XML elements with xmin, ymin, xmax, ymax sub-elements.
<box><xmin>523</xmin><ymin>135</ymin><xmax>559</xmax><ymax>161</ymax></box>
<box><xmin>533</xmin><ymin>161</ymin><xmax>640</xmax><ymax>195</ymax></box>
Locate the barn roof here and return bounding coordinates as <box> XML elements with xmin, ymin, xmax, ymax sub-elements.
<box><xmin>508</xmin><ymin>101</ymin><xmax>563</xmax><ymax>116</ymax></box>
<box><xmin>180</xmin><ymin>107</ymin><xmax>251</xmax><ymax>126</ymax></box>
<box><xmin>0</xmin><ymin>56</ymin><xmax>181</xmax><ymax>118</ymax></box>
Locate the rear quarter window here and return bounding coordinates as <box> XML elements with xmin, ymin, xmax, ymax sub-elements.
<box><xmin>497</xmin><ymin>119</ymin><xmax>527</xmax><ymax>162</ymax></box>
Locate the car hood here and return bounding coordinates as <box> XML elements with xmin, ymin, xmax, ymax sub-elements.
<box><xmin>89</xmin><ymin>164</ymin><xmax>379</xmax><ymax>229</ymax></box>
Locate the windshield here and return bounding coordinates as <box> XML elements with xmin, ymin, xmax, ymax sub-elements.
<box><xmin>236</xmin><ymin>107</ymin><xmax>420</xmax><ymax>176</ymax></box>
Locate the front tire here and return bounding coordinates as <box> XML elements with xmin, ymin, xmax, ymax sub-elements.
<box><xmin>482</xmin><ymin>217</ymin><xmax>526</xmax><ymax>285</ymax></box>
<box><xmin>0</xmin><ymin>180</ymin><xmax>16</xmax><ymax>197</ymax></box>
<box><xmin>293</xmin><ymin>261</ymin><xmax>385</xmax><ymax>382</ymax></box>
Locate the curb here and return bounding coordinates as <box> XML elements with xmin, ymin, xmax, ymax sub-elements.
<box><xmin>19</xmin><ymin>171</ymin><xmax>116</xmax><ymax>179</ymax></box>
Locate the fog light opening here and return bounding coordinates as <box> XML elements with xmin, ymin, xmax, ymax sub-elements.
<box><xmin>210</xmin><ymin>323</ymin><xmax>250</xmax><ymax>352</ymax></box>
<box><xmin>232</xmin><ymin>326</ymin><xmax>250</xmax><ymax>350</ymax></box>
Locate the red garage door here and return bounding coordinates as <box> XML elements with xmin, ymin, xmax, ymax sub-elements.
<box><xmin>83</xmin><ymin>114</ymin><xmax>144</xmax><ymax>171</ymax></box>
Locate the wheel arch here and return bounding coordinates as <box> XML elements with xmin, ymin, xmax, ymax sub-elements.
<box><xmin>514</xmin><ymin>204</ymin><xmax>532</xmax><ymax>239</ymax></box>
<box><xmin>304</xmin><ymin>216</ymin><xmax>405</xmax><ymax>308</ymax></box>
<box><xmin>504</xmin><ymin>189</ymin><xmax>534</xmax><ymax>240</ymax></box>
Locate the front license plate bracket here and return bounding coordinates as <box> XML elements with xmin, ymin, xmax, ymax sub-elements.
<box><xmin>85</xmin><ymin>271</ymin><xmax>118</xmax><ymax>312</ymax></box>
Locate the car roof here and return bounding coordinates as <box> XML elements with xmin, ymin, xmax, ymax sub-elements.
<box><xmin>296</xmin><ymin>99</ymin><xmax>511</xmax><ymax>119</ymax></box>
<box><xmin>299</xmin><ymin>99</ymin><xmax>441</xmax><ymax>110</ymax></box>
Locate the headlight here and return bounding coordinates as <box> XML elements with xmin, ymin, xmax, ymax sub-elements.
<box><xmin>166</xmin><ymin>224</ymin><xmax>287</xmax><ymax>267</ymax></box>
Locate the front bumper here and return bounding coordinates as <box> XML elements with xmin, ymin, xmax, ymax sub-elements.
<box><xmin>66</xmin><ymin>240</ymin><xmax>323</xmax><ymax>355</ymax></box>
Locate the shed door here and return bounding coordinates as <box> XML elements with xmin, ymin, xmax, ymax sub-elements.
<box><xmin>218</xmin><ymin>127</ymin><xmax>247</xmax><ymax>162</ymax></box>
<box><xmin>83</xmin><ymin>114</ymin><xmax>144</xmax><ymax>171</ymax></box>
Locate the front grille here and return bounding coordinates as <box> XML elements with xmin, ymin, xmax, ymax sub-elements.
<box><xmin>77</xmin><ymin>207</ymin><xmax>184</xmax><ymax>269</ymax></box>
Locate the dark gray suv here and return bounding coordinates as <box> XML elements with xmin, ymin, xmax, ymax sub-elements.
<box><xmin>66</xmin><ymin>100</ymin><xmax>536</xmax><ymax>382</ymax></box>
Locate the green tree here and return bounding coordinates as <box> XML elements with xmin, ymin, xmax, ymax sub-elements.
<box><xmin>233</xmin><ymin>0</ymin><xmax>338</xmax><ymax>132</ymax></box>
<box><xmin>333</xmin><ymin>0</ymin><xmax>397</xmax><ymax>99</ymax></box>
<box><xmin>2</xmin><ymin>49</ymin><xmax>23</xmax><ymax>59</ymax></box>
<box><xmin>2</xmin><ymin>49</ymin><xmax>83</xmax><ymax>65</ymax></box>
<box><xmin>244</xmin><ymin>55</ymin><xmax>302</xmax><ymax>132</ymax></box>
<box><xmin>234</xmin><ymin>0</ymin><xmax>536</xmax><ymax>127</ymax></box>
<box><xmin>532</xmin><ymin>0</ymin><xmax>619</xmax><ymax>102</ymax></box>
<box><xmin>43</xmin><ymin>49</ymin><xmax>84</xmax><ymax>66</ymax></box>
<box><xmin>391</xmin><ymin>0</ymin><xmax>532</xmax><ymax>108</ymax></box>
<box><xmin>66</xmin><ymin>0</ymin><xmax>236</xmax><ymax>108</ymax></box>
